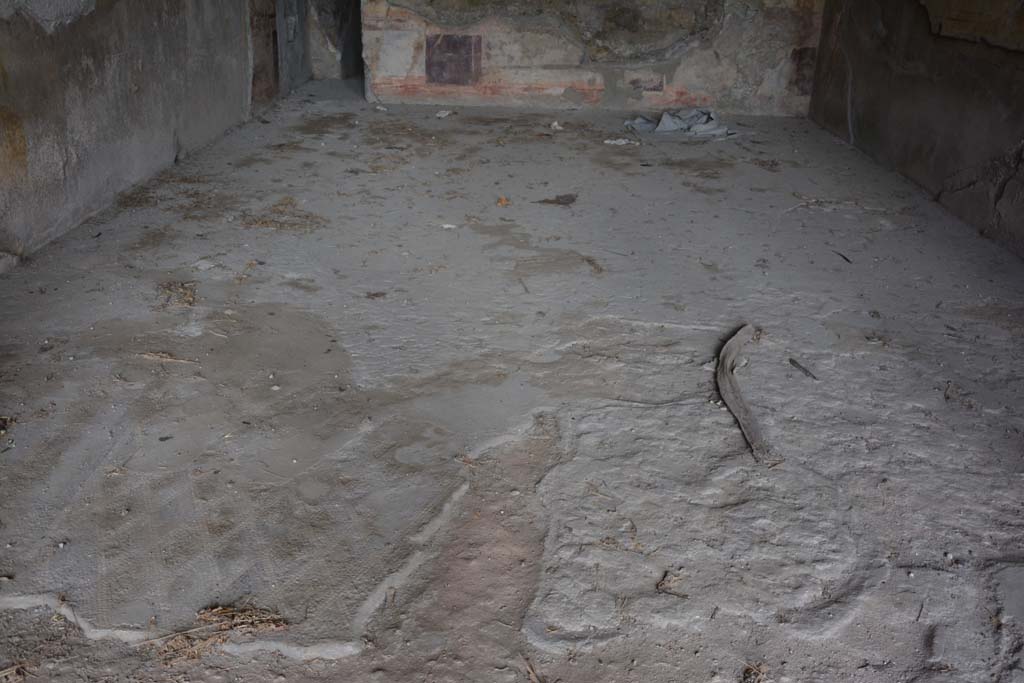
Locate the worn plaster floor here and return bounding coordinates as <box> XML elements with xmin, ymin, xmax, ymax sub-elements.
<box><xmin>1</xmin><ymin>80</ymin><xmax>1023</xmax><ymax>682</ymax></box>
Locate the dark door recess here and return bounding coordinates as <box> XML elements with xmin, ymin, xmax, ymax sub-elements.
<box><xmin>250</xmin><ymin>0</ymin><xmax>279</xmax><ymax>105</ymax></box>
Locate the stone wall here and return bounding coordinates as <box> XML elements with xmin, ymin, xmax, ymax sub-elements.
<box><xmin>0</xmin><ymin>0</ymin><xmax>252</xmax><ymax>263</ymax></box>
<box><xmin>361</xmin><ymin>0</ymin><xmax>824</xmax><ymax>115</ymax></box>
<box><xmin>810</xmin><ymin>0</ymin><xmax>1024</xmax><ymax>258</ymax></box>
<box><xmin>309</xmin><ymin>0</ymin><xmax>343</xmax><ymax>79</ymax></box>
<box><xmin>278</xmin><ymin>0</ymin><xmax>312</xmax><ymax>92</ymax></box>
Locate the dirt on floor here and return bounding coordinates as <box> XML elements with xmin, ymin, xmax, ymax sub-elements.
<box><xmin>0</xmin><ymin>80</ymin><xmax>1023</xmax><ymax>682</ymax></box>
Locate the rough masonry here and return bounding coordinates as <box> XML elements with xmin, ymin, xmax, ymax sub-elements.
<box><xmin>810</xmin><ymin>0</ymin><xmax>1024</xmax><ymax>258</ymax></box>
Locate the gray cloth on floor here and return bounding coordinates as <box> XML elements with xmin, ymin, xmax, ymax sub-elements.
<box><xmin>624</xmin><ymin>109</ymin><xmax>731</xmax><ymax>137</ymax></box>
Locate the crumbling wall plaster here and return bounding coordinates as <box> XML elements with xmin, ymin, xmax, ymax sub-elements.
<box><xmin>308</xmin><ymin>2</ymin><xmax>342</xmax><ymax>80</ymax></box>
<box><xmin>0</xmin><ymin>0</ymin><xmax>95</xmax><ymax>33</ymax></box>
<box><xmin>918</xmin><ymin>0</ymin><xmax>1024</xmax><ymax>51</ymax></box>
<box><xmin>361</xmin><ymin>0</ymin><xmax>824</xmax><ymax>114</ymax></box>
<box><xmin>810</xmin><ymin>0</ymin><xmax>1024</xmax><ymax>258</ymax></box>
<box><xmin>0</xmin><ymin>1</ymin><xmax>252</xmax><ymax>261</ymax></box>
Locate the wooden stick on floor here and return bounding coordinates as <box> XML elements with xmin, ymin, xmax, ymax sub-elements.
<box><xmin>716</xmin><ymin>324</ymin><xmax>772</xmax><ymax>464</ymax></box>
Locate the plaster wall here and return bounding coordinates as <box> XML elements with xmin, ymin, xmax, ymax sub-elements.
<box><xmin>0</xmin><ymin>0</ymin><xmax>252</xmax><ymax>262</ymax></box>
<box><xmin>810</xmin><ymin>0</ymin><xmax>1024</xmax><ymax>257</ymax></box>
<box><xmin>361</xmin><ymin>0</ymin><xmax>824</xmax><ymax>115</ymax></box>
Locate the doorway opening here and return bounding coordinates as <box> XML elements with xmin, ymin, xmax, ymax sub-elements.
<box><xmin>338</xmin><ymin>0</ymin><xmax>363</xmax><ymax>80</ymax></box>
<box><xmin>250</xmin><ymin>0</ymin><xmax>280</xmax><ymax>106</ymax></box>
<box><xmin>310</xmin><ymin>0</ymin><xmax>364</xmax><ymax>82</ymax></box>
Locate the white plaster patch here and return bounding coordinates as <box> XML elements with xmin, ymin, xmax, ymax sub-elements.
<box><xmin>365</xmin><ymin>29</ymin><xmax>424</xmax><ymax>79</ymax></box>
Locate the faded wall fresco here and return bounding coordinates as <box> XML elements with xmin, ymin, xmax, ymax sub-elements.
<box><xmin>362</xmin><ymin>0</ymin><xmax>824</xmax><ymax>115</ymax></box>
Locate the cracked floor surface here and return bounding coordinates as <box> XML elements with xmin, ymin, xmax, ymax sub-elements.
<box><xmin>1</xmin><ymin>80</ymin><xmax>1024</xmax><ymax>682</ymax></box>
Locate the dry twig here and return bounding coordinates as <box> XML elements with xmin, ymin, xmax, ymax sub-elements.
<box><xmin>788</xmin><ymin>358</ymin><xmax>818</xmax><ymax>381</ymax></box>
<box><xmin>0</xmin><ymin>664</ymin><xmax>29</xmax><ymax>682</ymax></box>
<box><xmin>136</xmin><ymin>352</ymin><xmax>199</xmax><ymax>365</ymax></box>
<box><xmin>139</xmin><ymin>605</ymin><xmax>286</xmax><ymax>665</ymax></box>
<box><xmin>655</xmin><ymin>570</ymin><xmax>688</xmax><ymax>599</ymax></box>
<box><xmin>520</xmin><ymin>654</ymin><xmax>546</xmax><ymax>683</ymax></box>
<box><xmin>741</xmin><ymin>662</ymin><xmax>769</xmax><ymax>683</ymax></box>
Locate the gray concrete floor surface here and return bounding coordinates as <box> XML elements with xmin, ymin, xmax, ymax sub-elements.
<box><xmin>1</xmin><ymin>80</ymin><xmax>1023</xmax><ymax>682</ymax></box>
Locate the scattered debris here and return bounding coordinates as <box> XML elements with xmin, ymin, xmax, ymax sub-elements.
<box><xmin>289</xmin><ymin>112</ymin><xmax>356</xmax><ymax>136</ymax></box>
<box><xmin>942</xmin><ymin>380</ymin><xmax>976</xmax><ymax>410</ymax></box>
<box><xmin>783</xmin><ymin>193</ymin><xmax>887</xmax><ymax>214</ymax></box>
<box><xmin>864</xmin><ymin>332</ymin><xmax>890</xmax><ymax>346</ymax></box>
<box><xmin>441</xmin><ymin>223</ymin><xmax>458</xmax><ymax>230</ymax></box>
<box><xmin>832</xmin><ymin>250</ymin><xmax>853</xmax><ymax>264</ymax></box>
<box><xmin>497</xmin><ymin>196</ymin><xmax>511</xmax><ymax>207</ymax></box>
<box><xmin>788</xmin><ymin>358</ymin><xmax>818</xmax><ymax>381</ymax></box>
<box><xmin>604</xmin><ymin>138</ymin><xmax>640</xmax><ymax>146</ymax></box>
<box><xmin>716</xmin><ymin>324</ymin><xmax>773</xmax><ymax>464</ymax></box>
<box><xmin>625</xmin><ymin>109</ymin><xmax>731</xmax><ymax>137</ymax></box>
<box><xmin>536</xmin><ymin>194</ymin><xmax>577</xmax><ymax>207</ymax></box>
<box><xmin>117</xmin><ymin>184</ymin><xmax>159</xmax><ymax>210</ymax></box>
<box><xmin>520</xmin><ymin>654</ymin><xmax>546</xmax><ymax>683</ymax></box>
<box><xmin>158</xmin><ymin>281</ymin><xmax>197</xmax><ymax>307</ymax></box>
<box><xmin>243</xmin><ymin>196</ymin><xmax>327</xmax><ymax>232</ymax></box>
<box><xmin>581</xmin><ymin>255</ymin><xmax>605</xmax><ymax>275</ymax></box>
<box><xmin>0</xmin><ymin>416</ymin><xmax>13</xmax><ymax>436</ymax></box>
<box><xmin>751</xmin><ymin>158</ymin><xmax>781</xmax><ymax>172</ymax></box>
<box><xmin>374</xmin><ymin>105</ymin><xmax>388</xmax><ymax>112</ymax></box>
<box><xmin>0</xmin><ymin>663</ymin><xmax>29</xmax><ymax>682</ymax></box>
<box><xmin>741</xmin><ymin>662</ymin><xmax>769</xmax><ymax>683</ymax></box>
<box><xmin>141</xmin><ymin>605</ymin><xmax>286</xmax><ymax>665</ymax></box>
<box><xmin>175</xmin><ymin>187</ymin><xmax>242</xmax><ymax>222</ymax></box>
<box><xmin>550</xmin><ymin>121</ymin><xmax>564</xmax><ymax>131</ymax></box>
<box><xmin>656</xmin><ymin>570</ymin><xmax>688</xmax><ymax>599</ymax></box>
<box><xmin>436</xmin><ymin>110</ymin><xmax>453</xmax><ymax>119</ymax></box>
<box><xmin>233</xmin><ymin>259</ymin><xmax>262</xmax><ymax>283</ymax></box>
<box><xmin>365</xmin><ymin>291</ymin><xmax>387</xmax><ymax>300</ymax></box>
